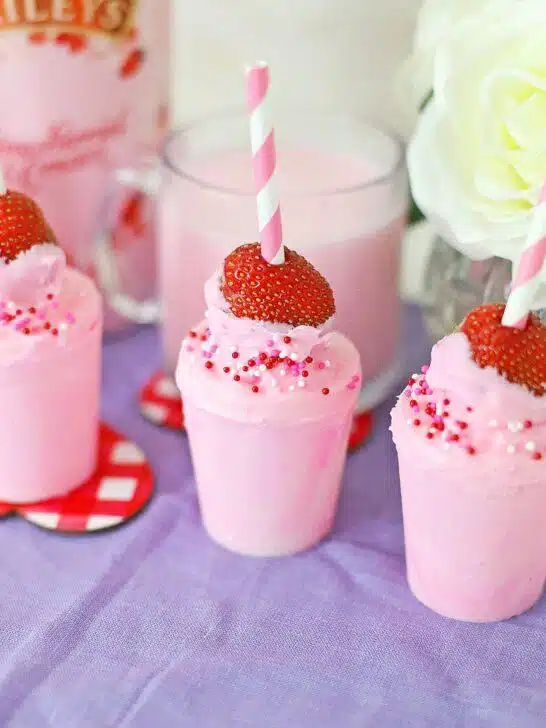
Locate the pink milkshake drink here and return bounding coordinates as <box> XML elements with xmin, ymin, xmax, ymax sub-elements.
<box><xmin>176</xmin><ymin>243</ymin><xmax>361</xmax><ymax>556</ymax></box>
<box><xmin>0</xmin><ymin>188</ymin><xmax>102</xmax><ymax>503</ymax></box>
<box><xmin>158</xmin><ymin>113</ymin><xmax>407</xmax><ymax>409</ymax></box>
<box><xmin>391</xmin><ymin>304</ymin><xmax>546</xmax><ymax>622</ymax></box>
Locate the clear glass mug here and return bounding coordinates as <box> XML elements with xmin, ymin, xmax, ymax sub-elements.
<box><xmin>95</xmin><ymin>110</ymin><xmax>408</xmax><ymax>409</ymax></box>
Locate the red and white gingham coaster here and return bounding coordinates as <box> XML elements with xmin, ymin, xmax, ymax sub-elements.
<box><xmin>140</xmin><ymin>370</ymin><xmax>373</xmax><ymax>452</ymax></box>
<box><xmin>348</xmin><ymin>411</ymin><xmax>374</xmax><ymax>452</ymax></box>
<box><xmin>0</xmin><ymin>424</ymin><xmax>154</xmax><ymax>533</ymax></box>
<box><xmin>140</xmin><ymin>371</ymin><xmax>184</xmax><ymax>429</ymax></box>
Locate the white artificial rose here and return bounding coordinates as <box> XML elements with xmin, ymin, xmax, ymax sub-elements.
<box><xmin>400</xmin><ymin>0</ymin><xmax>491</xmax><ymax>114</ymax></box>
<box><xmin>408</xmin><ymin>0</ymin><xmax>546</xmax><ymax>306</ymax></box>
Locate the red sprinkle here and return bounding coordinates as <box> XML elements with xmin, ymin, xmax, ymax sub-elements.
<box><xmin>43</xmin><ymin>322</ymin><xmax>51</xmax><ymax>330</ymax></box>
<box><xmin>232</xmin><ymin>352</ymin><xmax>239</xmax><ymax>359</ymax></box>
<box><xmin>205</xmin><ymin>361</ymin><xmax>213</xmax><ymax>369</ymax></box>
<box><xmin>467</xmin><ymin>406</ymin><xmax>474</xmax><ymax>412</ymax></box>
<box><xmin>447</xmin><ymin>433</ymin><xmax>460</xmax><ymax>442</ymax></box>
<box><xmin>467</xmin><ymin>446</ymin><xmax>476</xmax><ymax>455</ymax></box>
<box><xmin>15</xmin><ymin>309</ymin><xmax>22</xmax><ymax>316</ymax></box>
<box><xmin>248</xmin><ymin>359</ymin><xmax>256</xmax><ymax>367</ymax></box>
<box><xmin>322</xmin><ymin>388</ymin><xmax>330</xmax><ymax>396</ymax></box>
<box><xmin>443</xmin><ymin>398</ymin><xmax>450</xmax><ymax>406</ymax></box>
<box><xmin>259</xmin><ymin>352</ymin><xmax>267</xmax><ymax>361</ymax></box>
<box><xmin>46</xmin><ymin>294</ymin><xmax>54</xmax><ymax>301</ymax></box>
<box><xmin>233</xmin><ymin>375</ymin><xmax>241</xmax><ymax>382</ymax></box>
<box><xmin>189</xmin><ymin>330</ymin><xmax>197</xmax><ymax>338</ymax></box>
<box><xmin>523</xmin><ymin>420</ymin><xmax>533</xmax><ymax>429</ymax></box>
<box><xmin>223</xmin><ymin>367</ymin><xmax>230</xmax><ymax>374</ymax></box>
<box><xmin>251</xmin><ymin>385</ymin><xmax>259</xmax><ymax>393</ymax></box>
<box><xmin>51</xmin><ymin>328</ymin><xmax>59</xmax><ymax>336</ymax></box>
<box><xmin>283</xmin><ymin>336</ymin><xmax>292</xmax><ymax>344</ymax></box>
<box><xmin>302</xmin><ymin>370</ymin><xmax>309</xmax><ymax>378</ymax></box>
<box><xmin>426</xmin><ymin>432</ymin><xmax>434</xmax><ymax>439</ymax></box>
<box><xmin>22</xmin><ymin>327</ymin><xmax>30</xmax><ymax>335</ymax></box>
<box><xmin>305</xmin><ymin>356</ymin><xmax>313</xmax><ymax>364</ymax></box>
<box><xmin>456</xmin><ymin>421</ymin><xmax>468</xmax><ymax>430</ymax></box>
<box><xmin>242</xmin><ymin>366</ymin><xmax>249</xmax><ymax>372</ymax></box>
<box><xmin>413</xmin><ymin>419</ymin><xmax>421</xmax><ymax>426</ymax></box>
<box><xmin>28</xmin><ymin>306</ymin><xmax>36</xmax><ymax>314</ymax></box>
<box><xmin>409</xmin><ymin>399</ymin><xmax>418</xmax><ymax>408</ymax></box>
<box><xmin>532</xmin><ymin>452</ymin><xmax>542</xmax><ymax>461</ymax></box>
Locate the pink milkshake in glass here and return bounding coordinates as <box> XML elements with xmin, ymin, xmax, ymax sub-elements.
<box><xmin>176</xmin><ymin>243</ymin><xmax>361</xmax><ymax>556</ymax></box>
<box><xmin>160</xmin><ymin>112</ymin><xmax>406</xmax><ymax>409</ymax></box>
<box><xmin>0</xmin><ymin>187</ymin><xmax>102</xmax><ymax>503</ymax></box>
<box><xmin>391</xmin><ymin>304</ymin><xmax>546</xmax><ymax>622</ymax></box>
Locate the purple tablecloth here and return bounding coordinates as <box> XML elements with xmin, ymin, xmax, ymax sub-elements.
<box><xmin>1</xmin><ymin>306</ymin><xmax>544</xmax><ymax>727</ymax></box>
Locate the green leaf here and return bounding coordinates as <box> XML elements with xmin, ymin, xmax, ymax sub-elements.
<box><xmin>409</xmin><ymin>195</ymin><xmax>425</xmax><ymax>224</ymax></box>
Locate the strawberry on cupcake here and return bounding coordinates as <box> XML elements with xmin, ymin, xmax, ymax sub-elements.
<box><xmin>0</xmin><ymin>188</ymin><xmax>65</xmax><ymax>306</ymax></box>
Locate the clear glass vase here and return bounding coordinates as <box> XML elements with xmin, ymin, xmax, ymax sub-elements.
<box><xmin>421</xmin><ymin>236</ymin><xmax>514</xmax><ymax>342</ymax></box>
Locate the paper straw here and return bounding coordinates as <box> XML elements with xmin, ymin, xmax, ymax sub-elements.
<box><xmin>503</xmin><ymin>182</ymin><xmax>546</xmax><ymax>328</ymax></box>
<box><xmin>246</xmin><ymin>62</ymin><xmax>284</xmax><ymax>265</ymax></box>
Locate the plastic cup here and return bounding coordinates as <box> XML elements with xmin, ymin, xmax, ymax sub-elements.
<box><xmin>178</xmin><ymin>327</ymin><xmax>360</xmax><ymax>557</ymax></box>
<box><xmin>0</xmin><ymin>269</ymin><xmax>102</xmax><ymax>503</ymax></box>
<box><xmin>396</xmin><ymin>447</ymin><xmax>546</xmax><ymax>622</ymax></box>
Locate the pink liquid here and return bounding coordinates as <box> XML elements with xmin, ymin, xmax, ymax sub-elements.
<box><xmin>159</xmin><ymin>148</ymin><xmax>406</xmax><ymax>383</ymax></box>
<box><xmin>0</xmin><ymin>2</ymin><xmax>170</xmax><ymax>331</ymax></box>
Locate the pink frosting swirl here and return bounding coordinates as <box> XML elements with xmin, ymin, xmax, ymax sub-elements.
<box><xmin>392</xmin><ymin>332</ymin><xmax>545</xmax><ymax>464</ymax></box>
<box><xmin>204</xmin><ymin>271</ymin><xmax>333</xmax><ymax>368</ymax></box>
<box><xmin>427</xmin><ymin>333</ymin><xmax>545</xmax><ymax>433</ymax></box>
<box><xmin>0</xmin><ymin>244</ymin><xmax>65</xmax><ymax>307</ymax></box>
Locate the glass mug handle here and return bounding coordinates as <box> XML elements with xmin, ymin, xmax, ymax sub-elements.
<box><xmin>94</xmin><ymin>164</ymin><xmax>162</xmax><ymax>325</ymax></box>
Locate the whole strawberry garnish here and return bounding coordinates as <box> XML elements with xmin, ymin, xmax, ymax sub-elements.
<box><xmin>0</xmin><ymin>190</ymin><xmax>57</xmax><ymax>264</ymax></box>
<box><xmin>460</xmin><ymin>303</ymin><xmax>546</xmax><ymax>397</ymax></box>
<box><xmin>221</xmin><ymin>243</ymin><xmax>335</xmax><ymax>327</ymax></box>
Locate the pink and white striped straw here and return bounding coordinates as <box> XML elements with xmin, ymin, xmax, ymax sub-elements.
<box><xmin>246</xmin><ymin>62</ymin><xmax>284</xmax><ymax>265</ymax></box>
<box><xmin>502</xmin><ymin>182</ymin><xmax>546</xmax><ymax>328</ymax></box>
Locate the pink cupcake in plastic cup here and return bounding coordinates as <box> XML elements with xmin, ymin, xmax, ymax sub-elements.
<box><xmin>0</xmin><ymin>187</ymin><xmax>102</xmax><ymax>504</ymax></box>
<box><xmin>391</xmin><ymin>304</ymin><xmax>546</xmax><ymax>622</ymax></box>
<box><xmin>177</xmin><ymin>242</ymin><xmax>361</xmax><ymax>557</ymax></box>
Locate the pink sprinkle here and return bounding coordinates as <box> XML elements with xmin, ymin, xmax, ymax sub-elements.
<box><xmin>66</xmin><ymin>312</ymin><xmax>76</xmax><ymax>324</ymax></box>
<box><xmin>348</xmin><ymin>383</ymin><xmax>357</xmax><ymax>390</ymax></box>
<box><xmin>266</xmin><ymin>340</ymin><xmax>274</xmax><ymax>348</ymax></box>
<box><xmin>318</xmin><ymin>362</ymin><xmax>326</xmax><ymax>370</ymax></box>
<box><xmin>421</xmin><ymin>365</ymin><xmax>429</xmax><ymax>374</ymax></box>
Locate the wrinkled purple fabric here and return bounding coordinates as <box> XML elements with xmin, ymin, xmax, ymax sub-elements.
<box><xmin>0</xmin><ymin>306</ymin><xmax>544</xmax><ymax>727</ymax></box>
